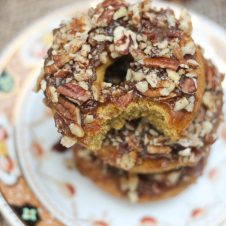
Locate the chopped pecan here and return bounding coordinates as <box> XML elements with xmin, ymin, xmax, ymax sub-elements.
<box><xmin>101</xmin><ymin>0</ymin><xmax>124</xmax><ymax>8</ymax></box>
<box><xmin>179</xmin><ymin>76</ymin><xmax>197</xmax><ymax>94</ymax></box>
<box><xmin>144</xmin><ymin>57</ymin><xmax>180</xmax><ymax>71</ymax></box>
<box><xmin>70</xmin><ymin>18</ymin><xmax>86</xmax><ymax>33</ymax></box>
<box><xmin>182</xmin><ymin>41</ymin><xmax>196</xmax><ymax>56</ymax></box>
<box><xmin>113</xmin><ymin>6</ymin><xmax>128</xmax><ymax>20</ymax></box>
<box><xmin>54</xmin><ymin>113</ymin><xmax>71</xmax><ymax>136</ymax></box>
<box><xmin>55</xmin><ymin>97</ymin><xmax>81</xmax><ymax>124</ymax></box>
<box><xmin>206</xmin><ymin>62</ymin><xmax>223</xmax><ymax>90</ymax></box>
<box><xmin>44</xmin><ymin>64</ymin><xmax>58</xmax><ymax>74</ymax></box>
<box><xmin>143</xmin><ymin>88</ymin><xmax>162</xmax><ymax>98</ymax></box>
<box><xmin>54</xmin><ymin>69</ymin><xmax>71</xmax><ymax>78</ymax></box>
<box><xmin>204</xmin><ymin>134</ymin><xmax>215</xmax><ymax>145</ymax></box>
<box><xmin>173</xmin><ymin>46</ymin><xmax>184</xmax><ymax>62</ymax></box>
<box><xmin>114</xmin><ymin>26</ymin><xmax>137</xmax><ymax>55</ymax></box>
<box><xmin>60</xmin><ymin>136</ymin><xmax>76</xmax><ymax>148</ymax></box>
<box><xmin>91</xmin><ymin>82</ymin><xmax>101</xmax><ymax>101</ymax></box>
<box><xmin>83</xmin><ymin>121</ymin><xmax>101</xmax><ymax>134</ymax></box>
<box><xmin>126</xmin><ymin>135</ymin><xmax>141</xmax><ymax>151</ymax></box>
<box><xmin>147</xmin><ymin>145</ymin><xmax>172</xmax><ymax>154</ymax></box>
<box><xmin>167</xmin><ymin>29</ymin><xmax>181</xmax><ymax>39</ymax></box>
<box><xmin>53</xmin><ymin>53</ymin><xmax>72</xmax><ymax>68</ymax></box>
<box><xmin>112</xmin><ymin>91</ymin><xmax>133</xmax><ymax>107</ymax></box>
<box><xmin>49</xmin><ymin>86</ymin><xmax>58</xmax><ymax>103</ymax></box>
<box><xmin>69</xmin><ymin>123</ymin><xmax>85</xmax><ymax>137</ymax></box>
<box><xmin>135</xmin><ymin>81</ymin><xmax>148</xmax><ymax>93</ymax></box>
<box><xmin>97</xmin><ymin>8</ymin><xmax>115</xmax><ymax>26</ymax></box>
<box><xmin>174</xmin><ymin>97</ymin><xmax>189</xmax><ymax>111</ymax></box>
<box><xmin>57</xmin><ymin>83</ymin><xmax>91</xmax><ymax>104</ymax></box>
<box><xmin>116</xmin><ymin>152</ymin><xmax>137</xmax><ymax>170</ymax></box>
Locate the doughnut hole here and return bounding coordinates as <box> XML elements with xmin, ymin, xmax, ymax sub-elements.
<box><xmin>95</xmin><ymin>54</ymin><xmax>133</xmax><ymax>84</ymax></box>
<box><xmin>104</xmin><ymin>55</ymin><xmax>133</xmax><ymax>84</ymax></box>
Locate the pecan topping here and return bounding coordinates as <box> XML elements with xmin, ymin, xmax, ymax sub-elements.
<box><xmin>101</xmin><ymin>0</ymin><xmax>123</xmax><ymax>8</ymax></box>
<box><xmin>60</xmin><ymin>136</ymin><xmax>76</xmax><ymax>148</ymax></box>
<box><xmin>143</xmin><ymin>89</ymin><xmax>162</xmax><ymax>98</ymax></box>
<box><xmin>147</xmin><ymin>146</ymin><xmax>172</xmax><ymax>154</ymax></box>
<box><xmin>69</xmin><ymin>123</ymin><xmax>85</xmax><ymax>137</ymax></box>
<box><xmin>55</xmin><ymin>98</ymin><xmax>81</xmax><ymax>124</ymax></box>
<box><xmin>179</xmin><ymin>77</ymin><xmax>197</xmax><ymax>94</ymax></box>
<box><xmin>53</xmin><ymin>53</ymin><xmax>72</xmax><ymax>68</ymax></box>
<box><xmin>54</xmin><ymin>70</ymin><xmax>71</xmax><ymax>78</ymax></box>
<box><xmin>54</xmin><ymin>113</ymin><xmax>71</xmax><ymax>135</ymax></box>
<box><xmin>70</xmin><ymin>18</ymin><xmax>86</xmax><ymax>33</ymax></box>
<box><xmin>206</xmin><ymin>62</ymin><xmax>223</xmax><ymax>90</ymax></box>
<box><xmin>97</xmin><ymin>9</ymin><xmax>115</xmax><ymax>26</ymax></box>
<box><xmin>57</xmin><ymin>83</ymin><xmax>91</xmax><ymax>104</ymax></box>
<box><xmin>83</xmin><ymin>121</ymin><xmax>101</xmax><ymax>134</ymax></box>
<box><xmin>44</xmin><ymin>64</ymin><xmax>58</xmax><ymax>74</ymax></box>
<box><xmin>111</xmin><ymin>91</ymin><xmax>133</xmax><ymax>107</ymax></box>
<box><xmin>144</xmin><ymin>57</ymin><xmax>180</xmax><ymax>71</ymax></box>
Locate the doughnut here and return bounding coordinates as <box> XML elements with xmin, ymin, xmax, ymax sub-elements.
<box><xmin>83</xmin><ymin>59</ymin><xmax>224</xmax><ymax>173</ymax></box>
<box><xmin>74</xmin><ymin>147</ymin><xmax>206</xmax><ymax>203</ymax></box>
<box><xmin>36</xmin><ymin>0</ymin><xmax>205</xmax><ymax>150</ymax></box>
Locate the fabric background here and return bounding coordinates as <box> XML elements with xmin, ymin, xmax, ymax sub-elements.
<box><xmin>0</xmin><ymin>0</ymin><xmax>226</xmax><ymax>225</ymax></box>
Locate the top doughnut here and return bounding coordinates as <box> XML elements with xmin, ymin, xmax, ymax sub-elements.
<box><xmin>36</xmin><ymin>0</ymin><xmax>205</xmax><ymax>150</ymax></box>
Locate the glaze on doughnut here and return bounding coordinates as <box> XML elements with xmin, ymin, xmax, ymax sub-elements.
<box><xmin>36</xmin><ymin>0</ymin><xmax>205</xmax><ymax>150</ymax></box>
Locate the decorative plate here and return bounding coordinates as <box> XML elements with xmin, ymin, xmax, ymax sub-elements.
<box><xmin>0</xmin><ymin>1</ymin><xmax>226</xmax><ymax>226</ymax></box>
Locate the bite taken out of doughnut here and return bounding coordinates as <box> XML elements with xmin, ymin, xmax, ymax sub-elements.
<box><xmin>36</xmin><ymin>0</ymin><xmax>205</xmax><ymax>150</ymax></box>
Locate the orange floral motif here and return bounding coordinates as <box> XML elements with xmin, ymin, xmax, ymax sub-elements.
<box><xmin>220</xmin><ymin>124</ymin><xmax>226</xmax><ymax>141</ymax></box>
<box><xmin>191</xmin><ymin>208</ymin><xmax>204</xmax><ymax>218</ymax></box>
<box><xmin>93</xmin><ymin>220</ymin><xmax>108</xmax><ymax>226</ymax></box>
<box><xmin>0</xmin><ymin>128</ymin><xmax>7</xmax><ymax>140</ymax></box>
<box><xmin>208</xmin><ymin>168</ymin><xmax>218</xmax><ymax>180</ymax></box>
<box><xmin>140</xmin><ymin>216</ymin><xmax>157</xmax><ymax>226</ymax></box>
<box><xmin>0</xmin><ymin>155</ymin><xmax>14</xmax><ymax>172</ymax></box>
<box><xmin>61</xmin><ymin>183</ymin><xmax>76</xmax><ymax>197</ymax></box>
<box><xmin>32</xmin><ymin>141</ymin><xmax>43</xmax><ymax>157</ymax></box>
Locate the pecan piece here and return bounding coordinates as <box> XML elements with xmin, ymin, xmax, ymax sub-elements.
<box><xmin>57</xmin><ymin>83</ymin><xmax>91</xmax><ymax>104</ymax></box>
<box><xmin>70</xmin><ymin>18</ymin><xmax>86</xmax><ymax>33</ymax></box>
<box><xmin>83</xmin><ymin>121</ymin><xmax>101</xmax><ymax>134</ymax></box>
<box><xmin>55</xmin><ymin>97</ymin><xmax>81</xmax><ymax>124</ymax></box>
<box><xmin>144</xmin><ymin>57</ymin><xmax>180</xmax><ymax>71</ymax></box>
<box><xmin>69</xmin><ymin>123</ymin><xmax>85</xmax><ymax>137</ymax></box>
<box><xmin>143</xmin><ymin>88</ymin><xmax>162</xmax><ymax>98</ymax></box>
<box><xmin>147</xmin><ymin>145</ymin><xmax>172</xmax><ymax>154</ymax></box>
<box><xmin>60</xmin><ymin>136</ymin><xmax>76</xmax><ymax>148</ymax></box>
<box><xmin>54</xmin><ymin>113</ymin><xmax>71</xmax><ymax>135</ymax></box>
<box><xmin>112</xmin><ymin>91</ymin><xmax>133</xmax><ymax>107</ymax></box>
<box><xmin>44</xmin><ymin>64</ymin><xmax>58</xmax><ymax>74</ymax></box>
<box><xmin>97</xmin><ymin>8</ymin><xmax>115</xmax><ymax>26</ymax></box>
<box><xmin>179</xmin><ymin>77</ymin><xmax>197</xmax><ymax>94</ymax></box>
<box><xmin>101</xmin><ymin>0</ymin><xmax>123</xmax><ymax>8</ymax></box>
<box><xmin>53</xmin><ymin>53</ymin><xmax>72</xmax><ymax>68</ymax></box>
<box><xmin>54</xmin><ymin>70</ymin><xmax>71</xmax><ymax>78</ymax></box>
<box><xmin>206</xmin><ymin>62</ymin><xmax>223</xmax><ymax>90</ymax></box>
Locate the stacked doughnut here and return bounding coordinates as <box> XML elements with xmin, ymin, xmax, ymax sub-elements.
<box><xmin>36</xmin><ymin>0</ymin><xmax>224</xmax><ymax>202</ymax></box>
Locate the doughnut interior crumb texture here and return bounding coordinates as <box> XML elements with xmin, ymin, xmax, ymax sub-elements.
<box><xmin>85</xmin><ymin>101</ymin><xmax>167</xmax><ymax>150</ymax></box>
<box><xmin>85</xmin><ymin>102</ymin><xmax>177</xmax><ymax>150</ymax></box>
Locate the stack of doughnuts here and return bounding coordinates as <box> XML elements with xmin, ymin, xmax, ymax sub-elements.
<box><xmin>36</xmin><ymin>0</ymin><xmax>224</xmax><ymax>202</ymax></box>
